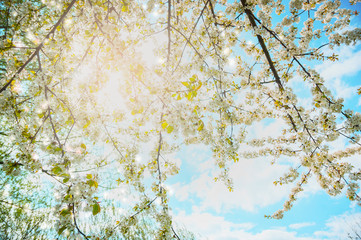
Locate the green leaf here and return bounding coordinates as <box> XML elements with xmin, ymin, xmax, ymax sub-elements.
<box><xmin>51</xmin><ymin>166</ymin><xmax>62</xmax><ymax>175</ymax></box>
<box><xmin>38</xmin><ymin>112</ymin><xmax>44</xmax><ymax>118</ymax></box>
<box><xmin>186</xmin><ymin>91</ymin><xmax>196</xmax><ymax>101</ymax></box>
<box><xmin>87</xmin><ymin>179</ymin><xmax>94</xmax><ymax>186</ymax></box>
<box><xmin>166</xmin><ymin>125</ymin><xmax>174</xmax><ymax>133</ymax></box>
<box><xmin>197</xmin><ymin>120</ymin><xmax>204</xmax><ymax>131</ymax></box>
<box><xmin>92</xmin><ymin>202</ymin><xmax>101</xmax><ymax>215</ymax></box>
<box><xmin>81</xmin><ymin>143</ymin><xmax>86</xmax><ymax>150</ymax></box>
<box><xmin>87</xmin><ymin>179</ymin><xmax>98</xmax><ymax>188</ymax></box>
<box><xmin>60</xmin><ymin>208</ymin><xmax>70</xmax><ymax>216</ymax></box>
<box><xmin>121</xmin><ymin>5</ymin><xmax>129</xmax><ymax>12</ymax></box>
<box><xmin>190</xmin><ymin>74</ymin><xmax>197</xmax><ymax>82</ymax></box>
<box><xmin>161</xmin><ymin>121</ymin><xmax>168</xmax><ymax>129</ymax></box>
<box><xmin>54</xmin><ymin>147</ymin><xmax>62</xmax><ymax>152</ymax></box>
<box><xmin>64</xmin><ymin>194</ymin><xmax>72</xmax><ymax>201</ymax></box>
<box><xmin>86</xmin><ymin>174</ymin><xmax>92</xmax><ymax>179</ymax></box>
<box><xmin>58</xmin><ymin>226</ymin><xmax>67</xmax><ymax>235</ymax></box>
<box><xmin>181</xmin><ymin>81</ymin><xmax>189</xmax><ymax>87</ymax></box>
<box><xmin>14</xmin><ymin>208</ymin><xmax>22</xmax><ymax>218</ymax></box>
<box><xmin>83</xmin><ymin>119</ymin><xmax>91</xmax><ymax>129</ymax></box>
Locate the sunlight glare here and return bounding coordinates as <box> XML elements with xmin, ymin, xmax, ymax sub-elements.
<box><xmin>228</xmin><ymin>58</ymin><xmax>236</xmax><ymax>67</ymax></box>
<box><xmin>93</xmin><ymin>70</ymin><xmax>127</xmax><ymax>113</ymax></box>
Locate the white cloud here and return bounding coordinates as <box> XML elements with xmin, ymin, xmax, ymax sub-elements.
<box><xmin>298</xmin><ymin>97</ymin><xmax>313</xmax><ymax>110</ymax></box>
<box><xmin>251</xmin><ymin>229</ymin><xmax>316</xmax><ymax>240</ymax></box>
<box><xmin>172</xmin><ymin>156</ymin><xmax>292</xmax><ymax>213</ymax></box>
<box><xmin>289</xmin><ymin>222</ymin><xmax>316</xmax><ymax>230</ymax></box>
<box><xmin>315</xmin><ymin>47</ymin><xmax>361</xmax><ymax>100</ymax></box>
<box><xmin>317</xmin><ymin>47</ymin><xmax>361</xmax><ymax>79</ymax></box>
<box><xmin>329</xmin><ymin>77</ymin><xmax>359</xmax><ymax>100</ymax></box>
<box><xmin>175</xmin><ymin>210</ymin><xmax>254</xmax><ymax>235</ymax></box>
<box><xmin>174</xmin><ymin>211</ymin><xmax>317</xmax><ymax>240</ymax></box>
<box><xmin>245</xmin><ymin>118</ymin><xmax>286</xmax><ymax>140</ymax></box>
<box><xmin>174</xmin><ymin>211</ymin><xmax>361</xmax><ymax>240</ymax></box>
<box><xmin>314</xmin><ymin>212</ymin><xmax>361</xmax><ymax>240</ymax></box>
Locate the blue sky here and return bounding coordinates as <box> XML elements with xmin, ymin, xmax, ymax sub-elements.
<box><xmin>161</xmin><ymin>8</ymin><xmax>361</xmax><ymax>240</ymax></box>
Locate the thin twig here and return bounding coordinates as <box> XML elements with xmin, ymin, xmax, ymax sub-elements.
<box><xmin>72</xmin><ymin>203</ymin><xmax>89</xmax><ymax>240</ymax></box>
<box><xmin>240</xmin><ymin>0</ymin><xmax>283</xmax><ymax>91</ymax></box>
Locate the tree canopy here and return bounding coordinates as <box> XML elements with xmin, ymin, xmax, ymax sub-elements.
<box><xmin>1</xmin><ymin>0</ymin><xmax>361</xmax><ymax>238</ymax></box>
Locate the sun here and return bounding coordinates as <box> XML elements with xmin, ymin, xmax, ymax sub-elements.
<box><xmin>93</xmin><ymin>69</ymin><xmax>127</xmax><ymax>113</ymax></box>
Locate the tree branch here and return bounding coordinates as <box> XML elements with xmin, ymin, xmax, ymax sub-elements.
<box><xmin>72</xmin><ymin>203</ymin><xmax>89</xmax><ymax>240</ymax></box>
<box><xmin>240</xmin><ymin>0</ymin><xmax>284</xmax><ymax>91</ymax></box>
<box><xmin>0</xmin><ymin>0</ymin><xmax>77</xmax><ymax>94</ymax></box>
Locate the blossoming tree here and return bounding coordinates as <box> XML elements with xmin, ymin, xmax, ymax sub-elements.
<box><xmin>1</xmin><ymin>0</ymin><xmax>361</xmax><ymax>238</ymax></box>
